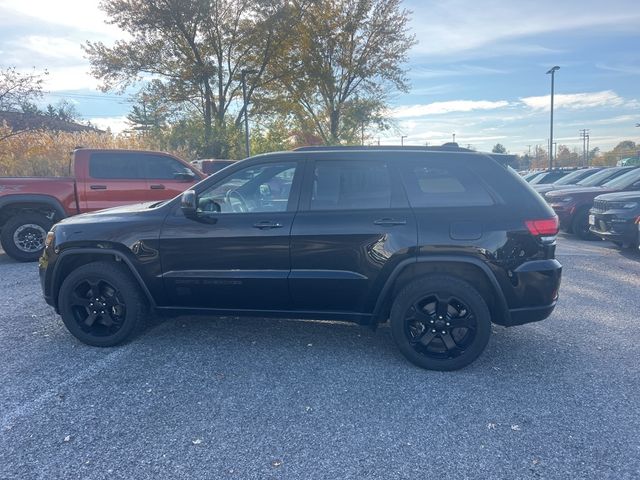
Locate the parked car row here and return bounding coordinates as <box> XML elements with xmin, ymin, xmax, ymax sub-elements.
<box><xmin>525</xmin><ymin>166</ymin><xmax>640</xmax><ymax>249</ymax></box>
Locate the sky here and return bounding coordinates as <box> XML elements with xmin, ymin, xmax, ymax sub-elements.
<box><xmin>0</xmin><ymin>0</ymin><xmax>639</xmax><ymax>154</ymax></box>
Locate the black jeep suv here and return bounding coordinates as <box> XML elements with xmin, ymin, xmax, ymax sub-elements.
<box><xmin>39</xmin><ymin>145</ymin><xmax>562</xmax><ymax>370</ymax></box>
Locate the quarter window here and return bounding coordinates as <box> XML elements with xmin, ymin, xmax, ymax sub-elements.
<box><xmin>401</xmin><ymin>163</ymin><xmax>494</xmax><ymax>207</ymax></box>
<box><xmin>311</xmin><ymin>160</ymin><xmax>391</xmax><ymax>210</ymax></box>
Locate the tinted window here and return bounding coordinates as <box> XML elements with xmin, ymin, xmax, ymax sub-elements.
<box><xmin>89</xmin><ymin>153</ymin><xmax>143</xmax><ymax>179</ymax></box>
<box><xmin>602</xmin><ymin>168</ymin><xmax>640</xmax><ymax>189</ymax></box>
<box><xmin>578</xmin><ymin>167</ymin><xmax>631</xmax><ymax>186</ymax></box>
<box><xmin>141</xmin><ymin>155</ymin><xmax>192</xmax><ymax>179</ymax></box>
<box><xmin>198</xmin><ymin>162</ymin><xmax>297</xmax><ymax>213</ymax></box>
<box><xmin>400</xmin><ymin>162</ymin><xmax>494</xmax><ymax>207</ymax></box>
<box><xmin>311</xmin><ymin>160</ymin><xmax>391</xmax><ymax>210</ymax></box>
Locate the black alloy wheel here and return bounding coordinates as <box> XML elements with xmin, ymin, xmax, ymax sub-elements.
<box><xmin>390</xmin><ymin>276</ymin><xmax>491</xmax><ymax>371</ymax></box>
<box><xmin>68</xmin><ymin>278</ymin><xmax>127</xmax><ymax>338</ymax></box>
<box><xmin>404</xmin><ymin>294</ymin><xmax>477</xmax><ymax>360</ymax></box>
<box><xmin>58</xmin><ymin>262</ymin><xmax>146</xmax><ymax>346</ymax></box>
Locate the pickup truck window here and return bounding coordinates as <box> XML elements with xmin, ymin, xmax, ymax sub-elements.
<box><xmin>141</xmin><ymin>155</ymin><xmax>193</xmax><ymax>179</ymax></box>
<box><xmin>89</xmin><ymin>153</ymin><xmax>144</xmax><ymax>179</ymax></box>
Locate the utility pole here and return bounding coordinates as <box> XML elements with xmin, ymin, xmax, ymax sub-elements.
<box><xmin>452</xmin><ymin>132</ymin><xmax>456</xmax><ymax>143</ymax></box>
<box><xmin>579</xmin><ymin>129</ymin><xmax>590</xmax><ymax>166</ymax></box>
<box><xmin>546</xmin><ymin>66</ymin><xmax>560</xmax><ymax>170</ymax></box>
<box><xmin>241</xmin><ymin>69</ymin><xmax>258</xmax><ymax>158</ymax></box>
<box><xmin>586</xmin><ymin>133</ymin><xmax>590</xmax><ymax>166</ymax></box>
<box><xmin>401</xmin><ymin>135</ymin><xmax>407</xmax><ymax>146</ymax></box>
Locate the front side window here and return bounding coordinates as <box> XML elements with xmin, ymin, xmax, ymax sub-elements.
<box><xmin>141</xmin><ymin>155</ymin><xmax>193</xmax><ymax>179</ymax></box>
<box><xmin>311</xmin><ymin>160</ymin><xmax>391</xmax><ymax>210</ymax></box>
<box><xmin>400</xmin><ymin>162</ymin><xmax>494</xmax><ymax>207</ymax></box>
<box><xmin>197</xmin><ymin>162</ymin><xmax>297</xmax><ymax>214</ymax></box>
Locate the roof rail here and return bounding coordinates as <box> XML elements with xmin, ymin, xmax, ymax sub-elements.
<box><xmin>293</xmin><ymin>142</ymin><xmax>472</xmax><ymax>152</ymax></box>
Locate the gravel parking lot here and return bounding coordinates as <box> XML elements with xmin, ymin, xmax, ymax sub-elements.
<box><xmin>1</xmin><ymin>236</ymin><xmax>639</xmax><ymax>479</ymax></box>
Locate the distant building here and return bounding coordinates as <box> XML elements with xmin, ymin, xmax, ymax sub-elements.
<box><xmin>0</xmin><ymin>111</ymin><xmax>103</xmax><ymax>134</ymax></box>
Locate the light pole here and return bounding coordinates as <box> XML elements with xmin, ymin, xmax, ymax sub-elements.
<box><xmin>241</xmin><ymin>69</ymin><xmax>258</xmax><ymax>158</ymax></box>
<box><xmin>546</xmin><ymin>66</ymin><xmax>560</xmax><ymax>170</ymax></box>
<box><xmin>452</xmin><ymin>132</ymin><xmax>456</xmax><ymax>143</ymax></box>
<box><xmin>401</xmin><ymin>135</ymin><xmax>407</xmax><ymax>146</ymax></box>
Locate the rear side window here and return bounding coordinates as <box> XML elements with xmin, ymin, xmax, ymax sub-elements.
<box><xmin>311</xmin><ymin>160</ymin><xmax>391</xmax><ymax>210</ymax></box>
<box><xmin>400</xmin><ymin>162</ymin><xmax>494</xmax><ymax>207</ymax></box>
<box><xmin>89</xmin><ymin>153</ymin><xmax>143</xmax><ymax>179</ymax></box>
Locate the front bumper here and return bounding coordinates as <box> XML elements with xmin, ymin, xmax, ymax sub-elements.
<box><xmin>549</xmin><ymin>204</ymin><xmax>575</xmax><ymax>229</ymax></box>
<box><xmin>589</xmin><ymin>213</ymin><xmax>639</xmax><ymax>245</ymax></box>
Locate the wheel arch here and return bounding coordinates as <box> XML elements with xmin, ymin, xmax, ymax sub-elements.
<box><xmin>372</xmin><ymin>255</ymin><xmax>511</xmax><ymax>327</ymax></box>
<box><xmin>51</xmin><ymin>248</ymin><xmax>156</xmax><ymax>312</ymax></box>
<box><xmin>0</xmin><ymin>195</ymin><xmax>67</xmax><ymax>228</ymax></box>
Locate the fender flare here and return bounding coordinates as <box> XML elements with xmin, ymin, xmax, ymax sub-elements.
<box><xmin>372</xmin><ymin>255</ymin><xmax>511</xmax><ymax>324</ymax></box>
<box><xmin>0</xmin><ymin>194</ymin><xmax>67</xmax><ymax>221</ymax></box>
<box><xmin>51</xmin><ymin>247</ymin><xmax>156</xmax><ymax>310</ymax></box>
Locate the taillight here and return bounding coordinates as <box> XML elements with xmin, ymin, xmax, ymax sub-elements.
<box><xmin>525</xmin><ymin>217</ymin><xmax>559</xmax><ymax>236</ymax></box>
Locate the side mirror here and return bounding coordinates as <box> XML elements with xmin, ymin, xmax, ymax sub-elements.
<box><xmin>181</xmin><ymin>190</ymin><xmax>198</xmax><ymax>219</ymax></box>
<box><xmin>175</xmin><ymin>171</ymin><xmax>196</xmax><ymax>182</ymax></box>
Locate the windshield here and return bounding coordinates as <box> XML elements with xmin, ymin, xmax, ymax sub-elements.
<box><xmin>553</xmin><ymin>169</ymin><xmax>597</xmax><ymax>185</ymax></box>
<box><xmin>577</xmin><ymin>168</ymin><xmax>622</xmax><ymax>186</ymax></box>
<box><xmin>602</xmin><ymin>168</ymin><xmax>640</xmax><ymax>189</ymax></box>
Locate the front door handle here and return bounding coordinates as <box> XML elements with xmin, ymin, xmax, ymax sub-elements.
<box><xmin>373</xmin><ymin>218</ymin><xmax>407</xmax><ymax>226</ymax></box>
<box><xmin>150</xmin><ymin>184</ymin><xmax>166</xmax><ymax>190</ymax></box>
<box><xmin>90</xmin><ymin>185</ymin><xmax>107</xmax><ymax>190</ymax></box>
<box><xmin>253</xmin><ymin>221</ymin><xmax>284</xmax><ymax>230</ymax></box>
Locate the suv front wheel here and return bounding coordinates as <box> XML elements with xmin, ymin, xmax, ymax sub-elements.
<box><xmin>58</xmin><ymin>261</ymin><xmax>147</xmax><ymax>347</ymax></box>
<box><xmin>390</xmin><ymin>275</ymin><xmax>491</xmax><ymax>371</ymax></box>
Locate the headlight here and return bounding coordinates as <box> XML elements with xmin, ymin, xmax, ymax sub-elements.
<box><xmin>558</xmin><ymin>196</ymin><xmax>573</xmax><ymax>203</ymax></box>
<box><xmin>622</xmin><ymin>202</ymin><xmax>638</xmax><ymax>209</ymax></box>
<box><xmin>44</xmin><ymin>230</ymin><xmax>55</xmax><ymax>248</ymax></box>
<box><xmin>608</xmin><ymin>202</ymin><xmax>638</xmax><ymax>209</ymax></box>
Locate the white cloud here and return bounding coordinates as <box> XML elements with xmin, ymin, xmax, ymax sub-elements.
<box><xmin>17</xmin><ymin>36</ymin><xmax>84</xmax><ymax>61</ymax></box>
<box><xmin>520</xmin><ymin>90</ymin><xmax>626</xmax><ymax>111</ymax></box>
<box><xmin>392</xmin><ymin>100</ymin><xmax>510</xmax><ymax>118</ymax></box>
<box><xmin>0</xmin><ymin>0</ymin><xmax>120</xmax><ymax>38</ymax></box>
<box><xmin>88</xmin><ymin>116</ymin><xmax>130</xmax><ymax>133</ymax></box>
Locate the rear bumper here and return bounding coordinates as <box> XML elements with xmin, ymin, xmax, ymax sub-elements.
<box><xmin>494</xmin><ymin>258</ymin><xmax>562</xmax><ymax>327</ymax></box>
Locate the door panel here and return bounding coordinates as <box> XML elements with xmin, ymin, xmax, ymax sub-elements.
<box><xmin>289</xmin><ymin>159</ymin><xmax>417</xmax><ymax>313</ymax></box>
<box><xmin>159</xmin><ymin>161</ymin><xmax>301</xmax><ymax>310</ymax></box>
<box><xmin>83</xmin><ymin>153</ymin><xmax>149</xmax><ymax>212</ymax></box>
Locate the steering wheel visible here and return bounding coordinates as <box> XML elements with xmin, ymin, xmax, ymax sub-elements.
<box><xmin>225</xmin><ymin>189</ymin><xmax>248</xmax><ymax>213</ymax></box>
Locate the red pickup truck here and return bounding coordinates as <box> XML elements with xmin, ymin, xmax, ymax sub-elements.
<box><xmin>0</xmin><ymin>148</ymin><xmax>204</xmax><ymax>261</ymax></box>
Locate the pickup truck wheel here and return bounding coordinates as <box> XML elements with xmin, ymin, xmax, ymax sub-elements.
<box><xmin>0</xmin><ymin>213</ymin><xmax>52</xmax><ymax>262</ymax></box>
<box><xmin>390</xmin><ymin>276</ymin><xmax>491</xmax><ymax>371</ymax></box>
<box><xmin>58</xmin><ymin>262</ymin><xmax>147</xmax><ymax>347</ymax></box>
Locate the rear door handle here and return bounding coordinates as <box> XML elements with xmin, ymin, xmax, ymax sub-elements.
<box><xmin>150</xmin><ymin>184</ymin><xmax>166</xmax><ymax>190</ymax></box>
<box><xmin>373</xmin><ymin>218</ymin><xmax>407</xmax><ymax>226</ymax></box>
<box><xmin>253</xmin><ymin>221</ymin><xmax>284</xmax><ymax>229</ymax></box>
<box><xmin>90</xmin><ymin>185</ymin><xmax>107</xmax><ymax>190</ymax></box>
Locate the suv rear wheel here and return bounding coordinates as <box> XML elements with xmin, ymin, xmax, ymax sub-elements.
<box><xmin>390</xmin><ymin>275</ymin><xmax>491</xmax><ymax>371</ymax></box>
<box><xmin>58</xmin><ymin>261</ymin><xmax>147</xmax><ymax>347</ymax></box>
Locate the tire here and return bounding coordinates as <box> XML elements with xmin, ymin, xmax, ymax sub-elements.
<box><xmin>571</xmin><ymin>207</ymin><xmax>595</xmax><ymax>240</ymax></box>
<box><xmin>390</xmin><ymin>275</ymin><xmax>492</xmax><ymax>371</ymax></box>
<box><xmin>0</xmin><ymin>213</ymin><xmax>52</xmax><ymax>262</ymax></box>
<box><xmin>58</xmin><ymin>261</ymin><xmax>147</xmax><ymax>347</ymax></box>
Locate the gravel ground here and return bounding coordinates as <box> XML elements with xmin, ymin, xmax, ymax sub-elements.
<box><xmin>0</xmin><ymin>236</ymin><xmax>639</xmax><ymax>479</ymax></box>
